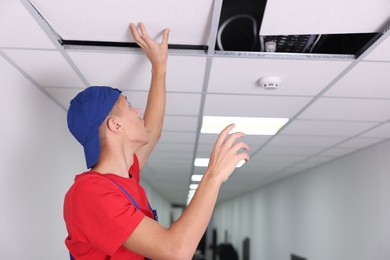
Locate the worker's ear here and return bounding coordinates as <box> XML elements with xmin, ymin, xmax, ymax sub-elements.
<box><xmin>107</xmin><ymin>117</ymin><xmax>122</xmax><ymax>133</ymax></box>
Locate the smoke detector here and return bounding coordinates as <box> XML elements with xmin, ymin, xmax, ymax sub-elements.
<box><xmin>258</xmin><ymin>76</ymin><xmax>281</xmax><ymax>90</ymax></box>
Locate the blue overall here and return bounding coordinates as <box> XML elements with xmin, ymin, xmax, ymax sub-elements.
<box><xmin>70</xmin><ymin>180</ymin><xmax>158</xmax><ymax>260</ymax></box>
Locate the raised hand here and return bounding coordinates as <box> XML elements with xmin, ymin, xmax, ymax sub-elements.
<box><xmin>207</xmin><ymin>124</ymin><xmax>250</xmax><ymax>183</ymax></box>
<box><xmin>129</xmin><ymin>22</ymin><xmax>170</xmax><ymax>69</ymax></box>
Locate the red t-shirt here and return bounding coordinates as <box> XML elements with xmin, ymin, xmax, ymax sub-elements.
<box><xmin>64</xmin><ymin>155</ymin><xmax>153</xmax><ymax>259</ymax></box>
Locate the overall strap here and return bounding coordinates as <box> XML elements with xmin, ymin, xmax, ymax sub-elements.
<box><xmin>111</xmin><ymin>180</ymin><xmax>141</xmax><ymax>209</ymax></box>
<box><xmin>110</xmin><ymin>179</ymin><xmax>157</xmax><ymax>260</ymax></box>
<box><xmin>110</xmin><ymin>180</ymin><xmax>158</xmax><ymax>222</ymax></box>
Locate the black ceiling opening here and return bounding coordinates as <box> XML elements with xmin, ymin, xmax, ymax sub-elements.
<box><xmin>216</xmin><ymin>0</ymin><xmax>382</xmax><ymax>56</ymax></box>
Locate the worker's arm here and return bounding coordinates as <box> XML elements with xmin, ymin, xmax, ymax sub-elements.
<box><xmin>123</xmin><ymin>124</ymin><xmax>250</xmax><ymax>260</ymax></box>
<box><xmin>130</xmin><ymin>22</ymin><xmax>170</xmax><ymax>169</ymax></box>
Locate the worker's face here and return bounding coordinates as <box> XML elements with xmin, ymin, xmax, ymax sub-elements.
<box><xmin>118</xmin><ymin>95</ymin><xmax>149</xmax><ymax>145</ymax></box>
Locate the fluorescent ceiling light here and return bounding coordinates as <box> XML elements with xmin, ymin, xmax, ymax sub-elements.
<box><xmin>189</xmin><ymin>184</ymin><xmax>199</xmax><ymax>190</ymax></box>
<box><xmin>188</xmin><ymin>190</ymin><xmax>196</xmax><ymax>196</ymax></box>
<box><xmin>187</xmin><ymin>190</ymin><xmax>196</xmax><ymax>205</ymax></box>
<box><xmin>194</xmin><ymin>158</ymin><xmax>246</xmax><ymax>168</ymax></box>
<box><xmin>194</xmin><ymin>158</ymin><xmax>209</xmax><ymax>167</ymax></box>
<box><xmin>236</xmin><ymin>160</ymin><xmax>245</xmax><ymax>167</ymax></box>
<box><xmin>191</xmin><ymin>175</ymin><xmax>203</xmax><ymax>182</ymax></box>
<box><xmin>201</xmin><ymin>116</ymin><xmax>289</xmax><ymax>135</ymax></box>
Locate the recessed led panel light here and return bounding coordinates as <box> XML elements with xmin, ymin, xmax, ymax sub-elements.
<box><xmin>191</xmin><ymin>175</ymin><xmax>203</xmax><ymax>182</ymax></box>
<box><xmin>188</xmin><ymin>190</ymin><xmax>196</xmax><ymax>196</ymax></box>
<box><xmin>194</xmin><ymin>158</ymin><xmax>209</xmax><ymax>167</ymax></box>
<box><xmin>194</xmin><ymin>158</ymin><xmax>246</xmax><ymax>168</ymax></box>
<box><xmin>189</xmin><ymin>184</ymin><xmax>199</xmax><ymax>190</ymax></box>
<box><xmin>236</xmin><ymin>160</ymin><xmax>246</xmax><ymax>167</ymax></box>
<box><xmin>201</xmin><ymin>116</ymin><xmax>289</xmax><ymax>135</ymax></box>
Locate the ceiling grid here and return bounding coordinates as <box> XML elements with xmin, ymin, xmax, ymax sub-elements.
<box><xmin>1</xmin><ymin>0</ymin><xmax>390</xmax><ymax>203</ymax></box>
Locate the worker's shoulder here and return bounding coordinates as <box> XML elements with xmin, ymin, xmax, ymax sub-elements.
<box><xmin>70</xmin><ymin>172</ymin><xmax>116</xmax><ymax>196</ymax></box>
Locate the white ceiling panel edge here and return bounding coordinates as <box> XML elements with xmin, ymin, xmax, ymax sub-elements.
<box><xmin>260</xmin><ymin>0</ymin><xmax>390</xmax><ymax>35</ymax></box>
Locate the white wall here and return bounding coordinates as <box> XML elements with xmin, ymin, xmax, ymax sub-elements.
<box><xmin>141</xmin><ymin>180</ymin><xmax>172</xmax><ymax>228</ymax></box>
<box><xmin>214</xmin><ymin>139</ymin><xmax>390</xmax><ymax>260</ymax></box>
<box><xmin>0</xmin><ymin>55</ymin><xmax>172</xmax><ymax>259</ymax></box>
<box><xmin>0</xmin><ymin>54</ymin><xmax>83</xmax><ymax>260</ymax></box>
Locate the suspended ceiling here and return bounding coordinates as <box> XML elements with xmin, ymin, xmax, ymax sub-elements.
<box><xmin>1</xmin><ymin>0</ymin><xmax>390</xmax><ymax>205</ymax></box>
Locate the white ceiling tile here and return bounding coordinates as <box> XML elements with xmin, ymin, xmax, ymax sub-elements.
<box><xmin>148</xmin><ymin>151</ymin><xmax>193</xmax><ymax>164</ymax></box>
<box><xmin>153</xmin><ymin>142</ymin><xmax>194</xmax><ymax>153</ymax></box>
<box><xmin>361</xmin><ymin>123</ymin><xmax>390</xmax><ymax>138</ymax></box>
<box><xmin>280</xmin><ymin>119</ymin><xmax>378</xmax><ymax>137</ymax></box>
<box><xmin>337</xmin><ymin>137</ymin><xmax>384</xmax><ymax>149</ymax></box>
<box><xmin>269</xmin><ymin>135</ymin><xmax>345</xmax><ymax>148</ymax></box>
<box><xmin>166</xmin><ymin>93</ymin><xmax>201</xmax><ymax>116</ymax></box>
<box><xmin>3</xmin><ymin>50</ymin><xmax>84</xmax><ymax>87</ymax></box>
<box><xmin>259</xmin><ymin>145</ymin><xmax>325</xmax><ymax>156</ymax></box>
<box><xmin>123</xmin><ymin>91</ymin><xmax>201</xmax><ymax>116</ymax></box>
<box><xmin>0</xmin><ymin>0</ymin><xmax>55</xmax><ymax>49</ymax></box>
<box><xmin>235</xmin><ymin>165</ymin><xmax>275</xmax><ymax>179</ymax></box>
<box><xmin>121</xmin><ymin>91</ymin><xmax>148</xmax><ymax>112</ymax></box>
<box><xmin>197</xmin><ymin>133</ymin><xmax>219</xmax><ymax>144</ymax></box>
<box><xmin>159</xmin><ymin>132</ymin><xmax>197</xmax><ymax>144</ymax></box>
<box><xmin>324</xmin><ymin>62</ymin><xmax>390</xmax><ymax>98</ymax></box>
<box><xmin>45</xmin><ymin>87</ymin><xmax>82</xmax><ymax>109</ymax></box>
<box><xmin>289</xmin><ymin>156</ymin><xmax>333</xmax><ymax>170</ymax></box>
<box><xmin>68</xmin><ymin>51</ymin><xmax>206</xmax><ymax>92</ymax></box>
<box><xmin>208</xmin><ymin>57</ymin><xmax>351</xmax><ymax>96</ymax></box>
<box><xmin>364</xmin><ymin>36</ymin><xmax>390</xmax><ymax>61</ymax></box>
<box><xmin>204</xmin><ymin>94</ymin><xmax>311</xmax><ymax>118</ymax></box>
<box><xmin>30</xmin><ymin>0</ymin><xmax>213</xmax><ymax>45</ymax></box>
<box><xmin>280</xmin><ymin>166</ymin><xmax>306</xmax><ymax>175</ymax></box>
<box><xmin>250</xmin><ymin>153</ymin><xmax>308</xmax><ymax>166</ymax></box>
<box><xmin>260</xmin><ymin>0</ymin><xmax>390</xmax><ymax>35</ymax></box>
<box><xmin>69</xmin><ymin>51</ymin><xmax>150</xmax><ymax>90</ymax></box>
<box><xmin>320</xmin><ymin>147</ymin><xmax>355</xmax><ymax>157</ymax></box>
<box><xmin>196</xmin><ymin>143</ymin><xmax>215</xmax><ymax>157</ymax></box>
<box><xmin>298</xmin><ymin>97</ymin><xmax>390</xmax><ymax>122</ymax></box>
<box><xmin>304</xmin><ymin>155</ymin><xmax>336</xmax><ymax>164</ymax></box>
<box><xmin>163</xmin><ymin>116</ymin><xmax>198</xmax><ymax>132</ymax></box>
<box><xmin>166</xmin><ymin>56</ymin><xmax>206</xmax><ymax>92</ymax></box>
<box><xmin>241</xmin><ymin>159</ymin><xmax>292</xmax><ymax>173</ymax></box>
<box><xmin>148</xmin><ymin>160</ymin><xmax>192</xmax><ymax>171</ymax></box>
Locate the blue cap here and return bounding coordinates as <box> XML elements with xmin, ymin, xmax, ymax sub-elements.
<box><xmin>67</xmin><ymin>86</ymin><xmax>122</xmax><ymax>169</ymax></box>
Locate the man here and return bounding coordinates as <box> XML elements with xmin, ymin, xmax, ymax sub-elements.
<box><xmin>64</xmin><ymin>22</ymin><xmax>249</xmax><ymax>259</ymax></box>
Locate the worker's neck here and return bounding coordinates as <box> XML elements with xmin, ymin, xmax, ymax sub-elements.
<box><xmin>92</xmin><ymin>148</ymin><xmax>134</xmax><ymax>178</ymax></box>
